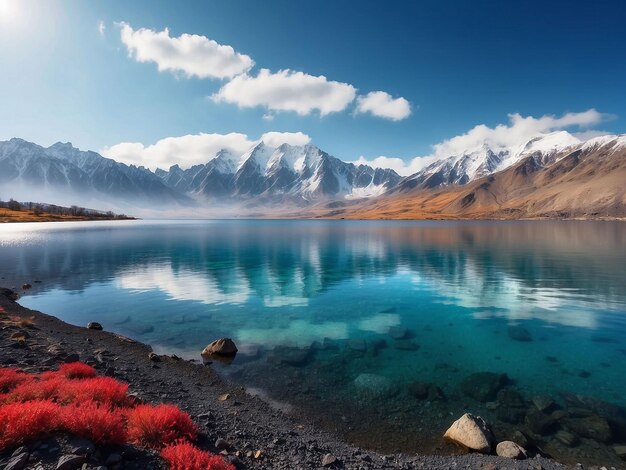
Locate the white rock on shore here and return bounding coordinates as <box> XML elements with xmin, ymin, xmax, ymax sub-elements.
<box><xmin>443</xmin><ymin>413</ymin><xmax>493</xmax><ymax>453</ymax></box>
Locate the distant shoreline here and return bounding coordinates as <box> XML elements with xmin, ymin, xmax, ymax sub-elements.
<box><xmin>0</xmin><ymin>208</ymin><xmax>136</xmax><ymax>223</ymax></box>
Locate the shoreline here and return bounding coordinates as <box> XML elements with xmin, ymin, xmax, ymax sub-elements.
<box><xmin>0</xmin><ymin>287</ymin><xmax>570</xmax><ymax>469</ymax></box>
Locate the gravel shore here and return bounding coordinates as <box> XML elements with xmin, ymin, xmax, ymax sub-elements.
<box><xmin>0</xmin><ymin>287</ymin><xmax>573</xmax><ymax>470</ymax></box>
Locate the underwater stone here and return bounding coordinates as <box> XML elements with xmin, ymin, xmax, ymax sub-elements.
<box><xmin>460</xmin><ymin>372</ymin><xmax>508</xmax><ymax>402</ymax></box>
<box><xmin>525</xmin><ymin>408</ymin><xmax>558</xmax><ymax>435</ymax></box>
<box><xmin>443</xmin><ymin>413</ymin><xmax>493</xmax><ymax>453</ymax></box>
<box><xmin>613</xmin><ymin>445</ymin><xmax>626</xmax><ymax>460</ymax></box>
<box><xmin>532</xmin><ymin>395</ymin><xmax>556</xmax><ymax>412</ymax></box>
<box><xmin>388</xmin><ymin>326</ymin><xmax>411</xmax><ymax>340</ymax></box>
<box><xmin>393</xmin><ymin>340</ymin><xmax>419</xmax><ymax>351</ymax></box>
<box><xmin>353</xmin><ymin>373</ymin><xmax>398</xmax><ymax>400</ymax></box>
<box><xmin>564</xmin><ymin>415</ymin><xmax>612</xmax><ymax>443</ymax></box>
<box><xmin>347</xmin><ymin>339</ymin><xmax>367</xmax><ymax>352</ymax></box>
<box><xmin>497</xmin><ymin>388</ymin><xmax>525</xmax><ymax>408</ymax></box>
<box><xmin>555</xmin><ymin>430</ymin><xmax>579</xmax><ymax>447</ymax></box>
<box><xmin>507</xmin><ymin>325</ymin><xmax>533</xmax><ymax>342</ymax></box>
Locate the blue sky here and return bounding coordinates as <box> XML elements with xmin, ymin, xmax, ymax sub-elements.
<box><xmin>1</xmin><ymin>0</ymin><xmax>625</xmax><ymax>173</ymax></box>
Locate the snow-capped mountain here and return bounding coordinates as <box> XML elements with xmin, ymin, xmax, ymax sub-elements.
<box><xmin>397</xmin><ymin>131</ymin><xmax>582</xmax><ymax>191</ymax></box>
<box><xmin>0</xmin><ymin>138</ymin><xmax>191</xmax><ymax>207</ymax></box>
<box><xmin>155</xmin><ymin>142</ymin><xmax>401</xmax><ymax>203</ymax></box>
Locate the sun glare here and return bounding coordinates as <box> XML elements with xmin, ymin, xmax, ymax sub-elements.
<box><xmin>0</xmin><ymin>0</ymin><xmax>20</xmax><ymax>24</ymax></box>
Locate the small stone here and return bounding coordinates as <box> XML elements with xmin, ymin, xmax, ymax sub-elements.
<box><xmin>22</xmin><ymin>283</ymin><xmax>32</xmax><ymax>290</ymax></box>
<box><xmin>388</xmin><ymin>326</ymin><xmax>411</xmax><ymax>340</ymax></box>
<box><xmin>87</xmin><ymin>322</ymin><xmax>103</xmax><ymax>331</ymax></box>
<box><xmin>613</xmin><ymin>444</ymin><xmax>626</xmax><ymax>459</ymax></box>
<box><xmin>148</xmin><ymin>352</ymin><xmax>160</xmax><ymax>362</ymax></box>
<box><xmin>485</xmin><ymin>401</ymin><xmax>499</xmax><ymax>410</ymax></box>
<box><xmin>5</xmin><ymin>452</ymin><xmax>29</xmax><ymax>470</ymax></box>
<box><xmin>496</xmin><ymin>441</ymin><xmax>527</xmax><ymax>459</ymax></box>
<box><xmin>347</xmin><ymin>339</ymin><xmax>367</xmax><ymax>352</ymax></box>
<box><xmin>253</xmin><ymin>449</ymin><xmax>264</xmax><ymax>459</ymax></box>
<box><xmin>218</xmin><ymin>393</ymin><xmax>231</xmax><ymax>401</ymax></box>
<box><xmin>508</xmin><ymin>325</ymin><xmax>533</xmax><ymax>342</ymax></box>
<box><xmin>105</xmin><ymin>453</ymin><xmax>122</xmax><ymax>465</ymax></box>
<box><xmin>69</xmin><ymin>437</ymin><xmax>95</xmax><ymax>455</ymax></box>
<box><xmin>322</xmin><ymin>453</ymin><xmax>338</xmax><ymax>467</ymax></box>
<box><xmin>215</xmin><ymin>438</ymin><xmax>231</xmax><ymax>451</ymax></box>
<box><xmin>56</xmin><ymin>454</ymin><xmax>86</xmax><ymax>470</ymax></box>
<box><xmin>460</xmin><ymin>372</ymin><xmax>508</xmax><ymax>402</ymax></box>
<box><xmin>393</xmin><ymin>339</ymin><xmax>419</xmax><ymax>351</ymax></box>
<box><xmin>555</xmin><ymin>430</ymin><xmax>579</xmax><ymax>447</ymax></box>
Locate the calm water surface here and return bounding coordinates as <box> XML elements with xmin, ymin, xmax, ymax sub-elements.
<box><xmin>1</xmin><ymin>220</ymin><xmax>625</xmax><ymax>465</ymax></box>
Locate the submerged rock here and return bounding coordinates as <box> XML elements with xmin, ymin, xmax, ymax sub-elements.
<box><xmin>508</xmin><ymin>325</ymin><xmax>533</xmax><ymax>342</ymax></box>
<box><xmin>532</xmin><ymin>395</ymin><xmax>556</xmax><ymax>412</ymax></box>
<box><xmin>388</xmin><ymin>326</ymin><xmax>411</xmax><ymax>340</ymax></box>
<box><xmin>409</xmin><ymin>382</ymin><xmax>445</xmax><ymax>401</ymax></box>
<box><xmin>353</xmin><ymin>373</ymin><xmax>398</xmax><ymax>400</ymax></box>
<box><xmin>275</xmin><ymin>347</ymin><xmax>311</xmax><ymax>367</ymax></box>
<box><xmin>443</xmin><ymin>413</ymin><xmax>493</xmax><ymax>453</ymax></box>
<box><xmin>347</xmin><ymin>339</ymin><xmax>367</xmax><ymax>352</ymax></box>
<box><xmin>525</xmin><ymin>408</ymin><xmax>558</xmax><ymax>435</ymax></box>
<box><xmin>564</xmin><ymin>415</ymin><xmax>612</xmax><ymax>442</ymax></box>
<box><xmin>393</xmin><ymin>340</ymin><xmax>419</xmax><ymax>351</ymax></box>
<box><xmin>496</xmin><ymin>440</ymin><xmax>527</xmax><ymax>459</ymax></box>
<box><xmin>87</xmin><ymin>322</ymin><xmax>103</xmax><ymax>331</ymax></box>
<box><xmin>202</xmin><ymin>338</ymin><xmax>238</xmax><ymax>357</ymax></box>
<box><xmin>554</xmin><ymin>430</ymin><xmax>579</xmax><ymax>447</ymax></box>
<box><xmin>460</xmin><ymin>372</ymin><xmax>508</xmax><ymax>402</ymax></box>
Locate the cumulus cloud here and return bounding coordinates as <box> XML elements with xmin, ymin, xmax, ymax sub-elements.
<box><xmin>432</xmin><ymin>109</ymin><xmax>613</xmax><ymax>159</ymax></box>
<box><xmin>211</xmin><ymin>69</ymin><xmax>357</xmax><ymax>116</ymax></box>
<box><xmin>355</xmin><ymin>91</ymin><xmax>411</xmax><ymax>121</ymax></box>
<box><xmin>101</xmin><ymin>131</ymin><xmax>312</xmax><ymax>170</ymax></box>
<box><xmin>118</xmin><ymin>22</ymin><xmax>254</xmax><ymax>79</ymax></box>
<box><xmin>353</xmin><ymin>109</ymin><xmax>614</xmax><ymax>176</ymax></box>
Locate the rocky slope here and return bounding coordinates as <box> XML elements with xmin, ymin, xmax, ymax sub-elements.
<box><xmin>154</xmin><ymin>142</ymin><xmax>401</xmax><ymax>204</ymax></box>
<box><xmin>0</xmin><ymin>139</ymin><xmax>191</xmax><ymax>208</ymax></box>
<box><xmin>297</xmin><ymin>134</ymin><xmax>626</xmax><ymax>219</ymax></box>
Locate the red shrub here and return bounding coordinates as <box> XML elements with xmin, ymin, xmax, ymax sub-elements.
<box><xmin>4</xmin><ymin>376</ymin><xmax>65</xmax><ymax>403</ymax></box>
<box><xmin>61</xmin><ymin>401</ymin><xmax>127</xmax><ymax>445</ymax></box>
<box><xmin>61</xmin><ymin>377</ymin><xmax>129</xmax><ymax>406</ymax></box>
<box><xmin>161</xmin><ymin>441</ymin><xmax>235</xmax><ymax>470</ymax></box>
<box><xmin>0</xmin><ymin>368</ymin><xmax>32</xmax><ymax>393</ymax></box>
<box><xmin>0</xmin><ymin>400</ymin><xmax>60</xmax><ymax>451</ymax></box>
<box><xmin>59</xmin><ymin>362</ymin><xmax>97</xmax><ymax>379</ymax></box>
<box><xmin>126</xmin><ymin>404</ymin><xmax>198</xmax><ymax>448</ymax></box>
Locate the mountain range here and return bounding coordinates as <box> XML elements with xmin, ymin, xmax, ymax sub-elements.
<box><xmin>0</xmin><ymin>132</ymin><xmax>624</xmax><ymax>218</ymax></box>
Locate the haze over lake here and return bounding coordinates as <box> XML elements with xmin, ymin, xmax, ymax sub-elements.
<box><xmin>1</xmin><ymin>219</ymin><xmax>625</xmax><ymax>463</ymax></box>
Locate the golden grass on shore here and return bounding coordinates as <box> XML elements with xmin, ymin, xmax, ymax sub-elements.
<box><xmin>0</xmin><ymin>208</ymin><xmax>130</xmax><ymax>223</ymax></box>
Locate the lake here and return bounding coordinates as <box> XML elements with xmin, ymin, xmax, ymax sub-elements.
<box><xmin>1</xmin><ymin>220</ymin><xmax>625</xmax><ymax>466</ymax></box>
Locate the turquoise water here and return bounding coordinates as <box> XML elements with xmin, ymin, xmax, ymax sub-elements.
<box><xmin>1</xmin><ymin>220</ymin><xmax>625</xmax><ymax>465</ymax></box>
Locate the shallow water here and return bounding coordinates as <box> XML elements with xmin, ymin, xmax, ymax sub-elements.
<box><xmin>1</xmin><ymin>220</ymin><xmax>625</xmax><ymax>465</ymax></box>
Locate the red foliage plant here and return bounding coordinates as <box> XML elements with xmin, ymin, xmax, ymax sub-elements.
<box><xmin>4</xmin><ymin>376</ymin><xmax>65</xmax><ymax>403</ymax></box>
<box><xmin>61</xmin><ymin>401</ymin><xmax>127</xmax><ymax>446</ymax></box>
<box><xmin>59</xmin><ymin>362</ymin><xmax>97</xmax><ymax>379</ymax></box>
<box><xmin>126</xmin><ymin>404</ymin><xmax>198</xmax><ymax>449</ymax></box>
<box><xmin>60</xmin><ymin>377</ymin><xmax>129</xmax><ymax>406</ymax></box>
<box><xmin>161</xmin><ymin>441</ymin><xmax>235</xmax><ymax>470</ymax></box>
<box><xmin>0</xmin><ymin>368</ymin><xmax>32</xmax><ymax>393</ymax></box>
<box><xmin>0</xmin><ymin>400</ymin><xmax>60</xmax><ymax>451</ymax></box>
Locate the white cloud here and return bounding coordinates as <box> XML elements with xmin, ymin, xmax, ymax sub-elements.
<box><xmin>211</xmin><ymin>69</ymin><xmax>357</xmax><ymax>116</ymax></box>
<box><xmin>101</xmin><ymin>131</ymin><xmax>312</xmax><ymax>170</ymax></box>
<box><xmin>260</xmin><ymin>131</ymin><xmax>311</xmax><ymax>147</ymax></box>
<box><xmin>355</xmin><ymin>91</ymin><xmax>411</xmax><ymax>121</ymax></box>
<box><xmin>431</xmin><ymin>109</ymin><xmax>613</xmax><ymax>159</ymax></box>
<box><xmin>118</xmin><ymin>22</ymin><xmax>254</xmax><ymax>79</ymax></box>
<box><xmin>352</xmin><ymin>109</ymin><xmax>614</xmax><ymax>176</ymax></box>
<box><xmin>98</xmin><ymin>20</ymin><xmax>106</xmax><ymax>37</ymax></box>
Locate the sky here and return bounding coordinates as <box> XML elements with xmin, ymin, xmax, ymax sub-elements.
<box><xmin>0</xmin><ymin>0</ymin><xmax>625</xmax><ymax>174</ymax></box>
